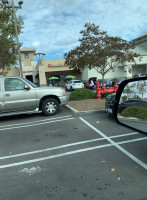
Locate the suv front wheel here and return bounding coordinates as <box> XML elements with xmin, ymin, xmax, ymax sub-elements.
<box><xmin>41</xmin><ymin>98</ymin><xmax>59</xmax><ymax>116</ymax></box>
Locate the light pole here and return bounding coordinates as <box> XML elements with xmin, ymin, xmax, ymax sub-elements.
<box><xmin>34</xmin><ymin>53</ymin><xmax>47</xmax><ymax>86</ymax></box>
<box><xmin>2</xmin><ymin>0</ymin><xmax>23</xmax><ymax>77</ymax></box>
<box><xmin>34</xmin><ymin>53</ymin><xmax>46</xmax><ymax>66</ymax></box>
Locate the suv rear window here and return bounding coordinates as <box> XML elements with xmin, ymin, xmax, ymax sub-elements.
<box><xmin>73</xmin><ymin>81</ymin><xmax>82</xmax><ymax>83</ymax></box>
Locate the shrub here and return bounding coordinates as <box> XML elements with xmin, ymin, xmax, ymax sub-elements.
<box><xmin>121</xmin><ymin>106</ymin><xmax>147</xmax><ymax>120</ymax></box>
<box><xmin>69</xmin><ymin>88</ymin><xmax>95</xmax><ymax>100</ymax></box>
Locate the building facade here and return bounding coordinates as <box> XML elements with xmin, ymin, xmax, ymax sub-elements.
<box><xmin>20</xmin><ymin>48</ymin><xmax>80</xmax><ymax>85</ymax></box>
<box><xmin>81</xmin><ymin>33</ymin><xmax>147</xmax><ymax>81</ymax></box>
<box><xmin>2</xmin><ymin>33</ymin><xmax>147</xmax><ymax>84</ymax></box>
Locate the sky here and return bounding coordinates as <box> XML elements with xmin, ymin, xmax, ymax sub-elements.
<box><xmin>14</xmin><ymin>0</ymin><xmax>147</xmax><ymax>60</ymax></box>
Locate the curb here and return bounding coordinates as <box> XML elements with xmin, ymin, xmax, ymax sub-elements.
<box><xmin>65</xmin><ymin>105</ymin><xmax>105</xmax><ymax>116</ymax></box>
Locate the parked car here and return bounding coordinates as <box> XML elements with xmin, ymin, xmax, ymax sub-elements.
<box><xmin>119</xmin><ymin>99</ymin><xmax>147</xmax><ymax>113</ymax></box>
<box><xmin>112</xmin><ymin>78</ymin><xmax>125</xmax><ymax>87</ymax></box>
<box><xmin>105</xmin><ymin>93</ymin><xmax>116</xmax><ymax>113</ymax></box>
<box><xmin>66</xmin><ymin>80</ymin><xmax>84</xmax><ymax>91</ymax></box>
<box><xmin>84</xmin><ymin>81</ymin><xmax>91</xmax><ymax>89</ymax></box>
<box><xmin>98</xmin><ymin>79</ymin><xmax>112</xmax><ymax>87</ymax></box>
<box><xmin>0</xmin><ymin>76</ymin><xmax>68</xmax><ymax>117</ymax></box>
<box><xmin>133</xmin><ymin>73</ymin><xmax>147</xmax><ymax>78</ymax></box>
<box><xmin>84</xmin><ymin>81</ymin><xmax>96</xmax><ymax>89</ymax></box>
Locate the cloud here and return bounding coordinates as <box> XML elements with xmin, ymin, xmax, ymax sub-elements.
<box><xmin>16</xmin><ymin>0</ymin><xmax>147</xmax><ymax>58</ymax></box>
<box><xmin>32</xmin><ymin>41</ymin><xmax>40</xmax><ymax>49</ymax></box>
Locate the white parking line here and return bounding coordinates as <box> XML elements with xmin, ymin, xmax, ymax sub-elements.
<box><xmin>0</xmin><ymin>115</ymin><xmax>73</xmax><ymax>128</ymax></box>
<box><xmin>110</xmin><ymin>132</ymin><xmax>138</xmax><ymax>138</ymax></box>
<box><xmin>0</xmin><ymin>131</ymin><xmax>140</xmax><ymax>160</ymax></box>
<box><xmin>0</xmin><ymin>117</ymin><xmax>74</xmax><ymax>131</ymax></box>
<box><xmin>80</xmin><ymin>117</ymin><xmax>147</xmax><ymax>170</ymax></box>
<box><xmin>0</xmin><ymin>137</ymin><xmax>146</xmax><ymax>169</ymax></box>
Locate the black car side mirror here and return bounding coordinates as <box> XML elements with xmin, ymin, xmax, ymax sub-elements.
<box><xmin>113</xmin><ymin>76</ymin><xmax>147</xmax><ymax>134</ymax></box>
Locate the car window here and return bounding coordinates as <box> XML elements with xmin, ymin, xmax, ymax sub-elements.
<box><xmin>22</xmin><ymin>78</ymin><xmax>38</xmax><ymax>88</ymax></box>
<box><xmin>4</xmin><ymin>78</ymin><xmax>26</xmax><ymax>91</ymax></box>
<box><xmin>126</xmin><ymin>101</ymin><xmax>137</xmax><ymax>105</ymax></box>
<box><xmin>136</xmin><ymin>101</ymin><xmax>143</xmax><ymax>105</ymax></box>
<box><xmin>74</xmin><ymin>81</ymin><xmax>82</xmax><ymax>83</ymax></box>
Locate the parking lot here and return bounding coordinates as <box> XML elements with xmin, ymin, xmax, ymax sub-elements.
<box><xmin>0</xmin><ymin>107</ymin><xmax>146</xmax><ymax>200</ymax></box>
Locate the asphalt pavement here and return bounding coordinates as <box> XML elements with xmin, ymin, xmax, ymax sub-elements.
<box><xmin>0</xmin><ymin>106</ymin><xmax>146</xmax><ymax>200</ymax></box>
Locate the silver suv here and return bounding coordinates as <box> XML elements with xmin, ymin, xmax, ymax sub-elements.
<box><xmin>0</xmin><ymin>76</ymin><xmax>68</xmax><ymax>117</ymax></box>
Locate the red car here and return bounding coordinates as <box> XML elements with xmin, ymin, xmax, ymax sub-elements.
<box><xmin>84</xmin><ymin>81</ymin><xmax>96</xmax><ymax>89</ymax></box>
<box><xmin>84</xmin><ymin>81</ymin><xmax>91</xmax><ymax>89</ymax></box>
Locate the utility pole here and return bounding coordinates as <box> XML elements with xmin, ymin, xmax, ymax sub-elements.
<box><xmin>2</xmin><ymin>0</ymin><xmax>23</xmax><ymax>77</ymax></box>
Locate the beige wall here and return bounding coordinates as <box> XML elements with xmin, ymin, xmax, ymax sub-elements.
<box><xmin>0</xmin><ymin>67</ymin><xmax>20</xmax><ymax>77</ymax></box>
<box><xmin>20</xmin><ymin>50</ymin><xmax>36</xmax><ymax>67</ymax></box>
<box><xmin>8</xmin><ymin>67</ymin><xmax>20</xmax><ymax>76</ymax></box>
<box><xmin>43</xmin><ymin>58</ymin><xmax>72</xmax><ymax>73</ymax></box>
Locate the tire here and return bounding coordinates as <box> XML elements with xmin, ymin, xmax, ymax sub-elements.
<box><xmin>70</xmin><ymin>86</ymin><xmax>73</xmax><ymax>92</ymax></box>
<box><xmin>41</xmin><ymin>98</ymin><xmax>59</xmax><ymax>116</ymax></box>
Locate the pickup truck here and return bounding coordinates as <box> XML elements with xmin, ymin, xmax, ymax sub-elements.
<box><xmin>0</xmin><ymin>76</ymin><xmax>68</xmax><ymax>117</ymax></box>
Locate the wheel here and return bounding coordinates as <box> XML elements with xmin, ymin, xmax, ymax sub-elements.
<box><xmin>41</xmin><ymin>98</ymin><xmax>59</xmax><ymax>116</ymax></box>
<box><xmin>70</xmin><ymin>86</ymin><xmax>73</xmax><ymax>91</ymax></box>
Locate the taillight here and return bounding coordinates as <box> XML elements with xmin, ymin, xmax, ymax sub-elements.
<box><xmin>62</xmin><ymin>90</ymin><xmax>66</xmax><ymax>96</ymax></box>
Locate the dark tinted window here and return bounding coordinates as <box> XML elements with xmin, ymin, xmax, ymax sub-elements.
<box><xmin>74</xmin><ymin>81</ymin><xmax>82</xmax><ymax>83</ymax></box>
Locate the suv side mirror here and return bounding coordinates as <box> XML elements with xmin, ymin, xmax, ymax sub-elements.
<box><xmin>113</xmin><ymin>76</ymin><xmax>147</xmax><ymax>134</ymax></box>
<box><xmin>24</xmin><ymin>84</ymin><xmax>30</xmax><ymax>90</ymax></box>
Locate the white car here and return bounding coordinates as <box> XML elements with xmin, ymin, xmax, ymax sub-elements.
<box><xmin>66</xmin><ymin>80</ymin><xmax>84</xmax><ymax>91</ymax></box>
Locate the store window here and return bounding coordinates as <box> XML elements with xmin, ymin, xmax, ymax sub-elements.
<box><xmin>24</xmin><ymin>53</ymin><xmax>29</xmax><ymax>59</ymax></box>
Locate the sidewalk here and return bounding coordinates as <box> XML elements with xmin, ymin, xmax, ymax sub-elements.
<box><xmin>66</xmin><ymin>99</ymin><xmax>105</xmax><ymax>115</ymax></box>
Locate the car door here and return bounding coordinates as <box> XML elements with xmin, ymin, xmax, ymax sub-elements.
<box><xmin>3</xmin><ymin>77</ymin><xmax>37</xmax><ymax>111</ymax></box>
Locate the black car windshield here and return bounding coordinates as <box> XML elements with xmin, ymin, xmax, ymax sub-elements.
<box><xmin>74</xmin><ymin>81</ymin><xmax>82</xmax><ymax>83</ymax></box>
<box><xmin>22</xmin><ymin>78</ymin><xmax>39</xmax><ymax>88</ymax></box>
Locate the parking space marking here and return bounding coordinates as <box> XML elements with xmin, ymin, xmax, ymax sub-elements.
<box><xmin>0</xmin><ymin>131</ymin><xmax>141</xmax><ymax>160</ymax></box>
<box><xmin>0</xmin><ymin>137</ymin><xmax>146</xmax><ymax>169</ymax></box>
<box><xmin>110</xmin><ymin>132</ymin><xmax>138</xmax><ymax>138</ymax></box>
<box><xmin>0</xmin><ymin>137</ymin><xmax>105</xmax><ymax>160</ymax></box>
<box><xmin>0</xmin><ymin>115</ymin><xmax>73</xmax><ymax>128</ymax></box>
<box><xmin>0</xmin><ymin>117</ymin><xmax>74</xmax><ymax>131</ymax></box>
<box><xmin>80</xmin><ymin>117</ymin><xmax>147</xmax><ymax>170</ymax></box>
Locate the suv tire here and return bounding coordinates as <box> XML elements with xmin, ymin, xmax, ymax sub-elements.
<box><xmin>41</xmin><ymin>98</ymin><xmax>59</xmax><ymax>116</ymax></box>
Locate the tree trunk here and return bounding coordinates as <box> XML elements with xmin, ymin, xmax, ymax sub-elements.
<box><xmin>102</xmin><ymin>74</ymin><xmax>104</xmax><ymax>81</ymax></box>
<box><xmin>2</xmin><ymin>67</ymin><xmax>5</xmax><ymax>76</ymax></box>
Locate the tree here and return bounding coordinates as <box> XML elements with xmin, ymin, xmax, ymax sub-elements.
<box><xmin>122</xmin><ymin>83</ymin><xmax>136</xmax><ymax>100</ymax></box>
<box><xmin>0</xmin><ymin>3</ymin><xmax>23</xmax><ymax>74</ymax></box>
<box><xmin>136</xmin><ymin>80</ymin><xmax>147</xmax><ymax>99</ymax></box>
<box><xmin>65</xmin><ymin>23</ymin><xmax>140</xmax><ymax>80</ymax></box>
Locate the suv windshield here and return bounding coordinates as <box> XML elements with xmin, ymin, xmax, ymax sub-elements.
<box><xmin>22</xmin><ymin>78</ymin><xmax>39</xmax><ymax>88</ymax></box>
